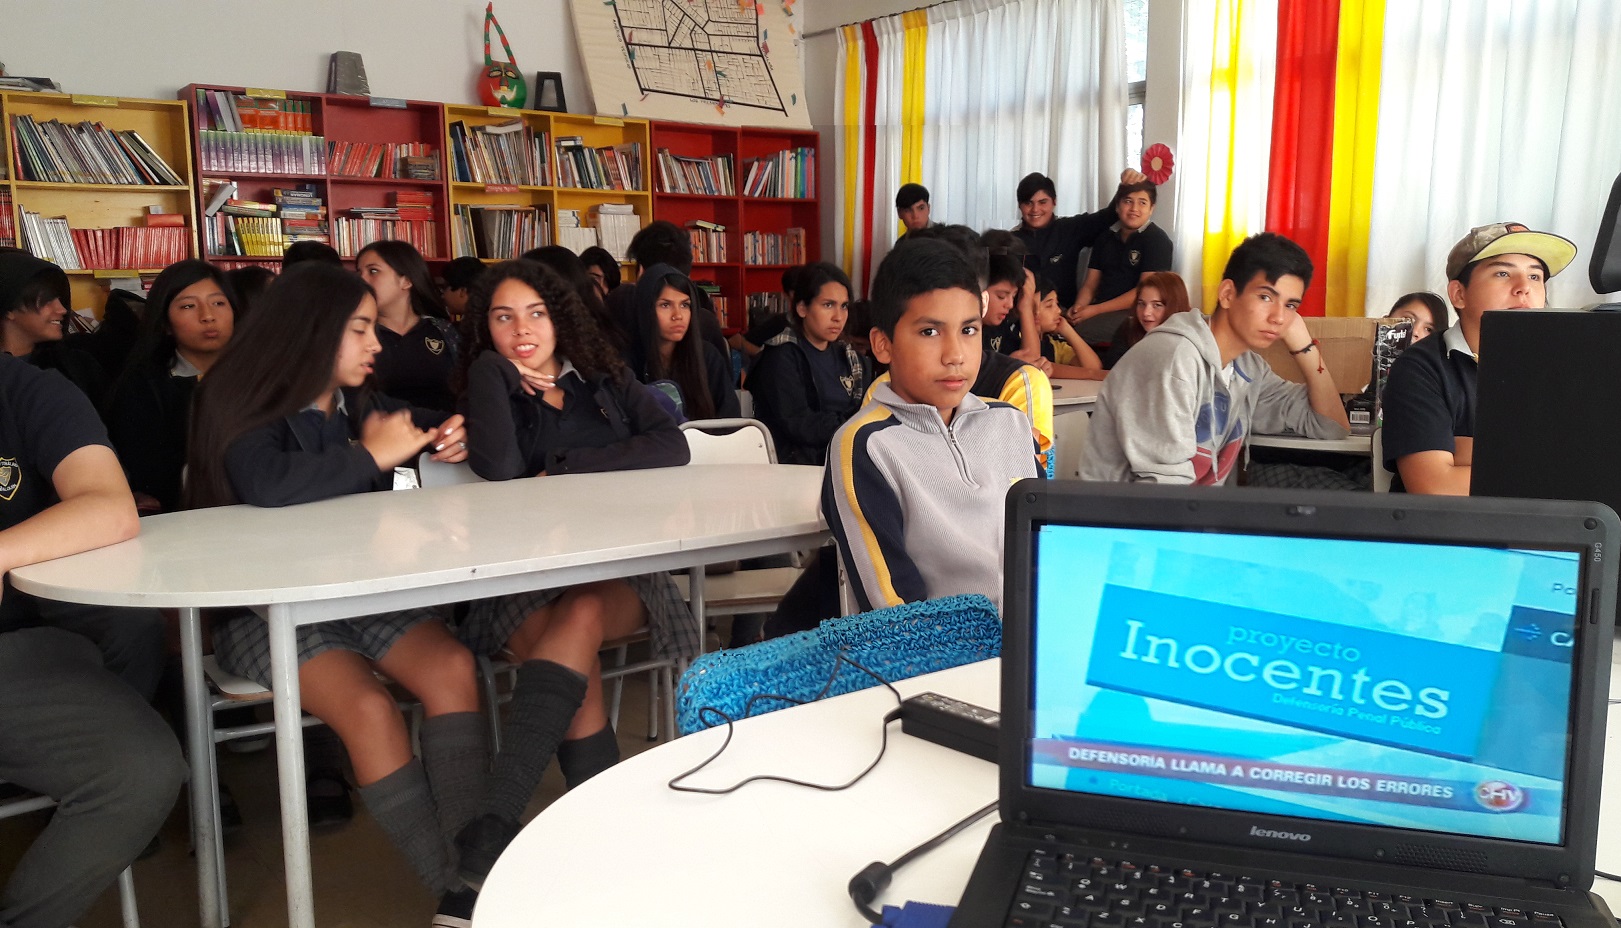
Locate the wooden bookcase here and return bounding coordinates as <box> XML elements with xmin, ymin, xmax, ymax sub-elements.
<box><xmin>181</xmin><ymin>84</ymin><xmax>450</xmax><ymax>265</ymax></box>
<box><xmin>444</xmin><ymin>105</ymin><xmax>651</xmax><ymax>264</ymax></box>
<box><xmin>0</xmin><ymin>91</ymin><xmax>198</xmax><ymax>316</ymax></box>
<box><xmin>650</xmin><ymin>121</ymin><xmax>820</xmax><ymax>333</ymax></box>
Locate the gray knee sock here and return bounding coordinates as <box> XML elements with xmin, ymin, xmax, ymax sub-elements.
<box><xmin>357</xmin><ymin>760</ymin><xmax>455</xmax><ymax>894</ymax></box>
<box><xmin>557</xmin><ymin>725</ymin><xmax>620</xmax><ymax>790</ymax></box>
<box><xmin>420</xmin><ymin>711</ymin><xmax>489</xmax><ymax>847</ymax></box>
<box><xmin>481</xmin><ymin>659</ymin><xmax>586</xmax><ymax>822</ymax></box>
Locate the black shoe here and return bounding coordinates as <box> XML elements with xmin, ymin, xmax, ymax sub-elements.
<box><xmin>305</xmin><ymin>771</ymin><xmax>353</xmax><ymax>828</ymax></box>
<box><xmin>431</xmin><ymin>887</ymin><xmax>478</xmax><ymax>928</ymax></box>
<box><xmin>454</xmin><ymin>813</ymin><xmax>521</xmax><ymax>890</ymax></box>
<box><xmin>218</xmin><ymin>782</ymin><xmax>244</xmax><ymax>834</ymax></box>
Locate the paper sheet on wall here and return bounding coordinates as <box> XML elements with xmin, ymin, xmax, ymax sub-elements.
<box><xmin>570</xmin><ymin>0</ymin><xmax>809</xmax><ymax>129</ymax></box>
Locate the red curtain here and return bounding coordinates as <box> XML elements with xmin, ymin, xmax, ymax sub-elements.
<box><xmin>860</xmin><ymin>22</ymin><xmax>880</xmax><ymax>287</ymax></box>
<box><xmin>1266</xmin><ymin>0</ymin><xmax>1341</xmax><ymax>316</ymax></box>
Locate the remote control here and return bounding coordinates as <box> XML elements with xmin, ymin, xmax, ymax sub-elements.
<box><xmin>898</xmin><ymin>692</ymin><xmax>1000</xmax><ymax>762</ymax></box>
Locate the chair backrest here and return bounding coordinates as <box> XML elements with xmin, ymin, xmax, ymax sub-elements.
<box><xmin>1371</xmin><ymin>427</ymin><xmax>1392</xmax><ymax>493</ymax></box>
<box><xmin>680</xmin><ymin>418</ymin><xmax>778</xmax><ymax>465</ymax></box>
<box><xmin>674</xmin><ymin>594</ymin><xmax>1002</xmax><ymax>735</ymax></box>
<box><xmin>417</xmin><ymin>454</ymin><xmax>487</xmax><ymax>488</ymax></box>
<box><xmin>736</xmin><ymin>389</ymin><xmax>755</xmax><ymax>419</ymax></box>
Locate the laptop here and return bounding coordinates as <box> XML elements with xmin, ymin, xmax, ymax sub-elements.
<box><xmin>950</xmin><ymin>482</ymin><xmax>1618</xmax><ymax>928</ymax></box>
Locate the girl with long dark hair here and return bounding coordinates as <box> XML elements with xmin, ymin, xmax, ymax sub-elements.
<box><xmin>185</xmin><ymin>262</ymin><xmax>483</xmax><ymax>919</ymax></box>
<box><xmin>356</xmin><ymin>239</ymin><xmax>460</xmax><ymax>412</ymax></box>
<box><xmin>451</xmin><ymin>259</ymin><xmax>693</xmax><ymax>888</ymax></box>
<box><xmin>623</xmin><ymin>264</ymin><xmax>739</xmax><ymax>421</ymax></box>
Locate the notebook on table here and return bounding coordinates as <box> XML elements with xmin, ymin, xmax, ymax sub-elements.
<box><xmin>950</xmin><ymin>482</ymin><xmax>1617</xmax><ymax>928</ymax></box>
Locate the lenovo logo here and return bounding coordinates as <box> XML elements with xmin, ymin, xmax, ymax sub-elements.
<box><xmin>1249</xmin><ymin>826</ymin><xmax>1311</xmax><ymax>842</ymax></box>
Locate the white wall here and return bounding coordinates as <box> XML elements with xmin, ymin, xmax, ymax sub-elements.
<box><xmin>0</xmin><ymin>0</ymin><xmax>595</xmax><ymax>112</ymax></box>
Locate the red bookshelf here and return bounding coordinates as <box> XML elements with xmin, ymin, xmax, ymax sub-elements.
<box><xmin>650</xmin><ymin>121</ymin><xmax>819</xmax><ymax>334</ymax></box>
<box><xmin>182</xmin><ymin>85</ymin><xmax>449</xmax><ymax>264</ymax></box>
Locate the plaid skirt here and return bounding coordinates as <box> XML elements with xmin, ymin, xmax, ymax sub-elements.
<box><xmin>458</xmin><ymin>572</ymin><xmax>698</xmax><ymax>664</ymax></box>
<box><xmin>212</xmin><ymin>606</ymin><xmax>447</xmax><ymax>690</ymax></box>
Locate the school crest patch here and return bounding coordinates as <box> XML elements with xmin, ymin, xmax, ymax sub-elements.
<box><xmin>425</xmin><ymin>338</ymin><xmax>446</xmax><ymax>356</ymax></box>
<box><xmin>1129</xmin><ymin>249</ymin><xmax>1142</xmax><ymax>266</ymax></box>
<box><xmin>0</xmin><ymin>457</ymin><xmax>19</xmax><ymax>502</ymax></box>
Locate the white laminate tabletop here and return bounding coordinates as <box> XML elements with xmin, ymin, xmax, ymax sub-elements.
<box><xmin>1248</xmin><ymin>433</ymin><xmax>1373</xmax><ymax>454</ymax></box>
<box><xmin>1050</xmin><ymin>379</ymin><xmax>1103</xmax><ymax>406</ymax></box>
<box><xmin>9</xmin><ymin>464</ymin><xmax>825</xmax><ymax>609</ymax></box>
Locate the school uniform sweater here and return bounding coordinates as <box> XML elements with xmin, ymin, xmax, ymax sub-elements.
<box><xmin>461</xmin><ymin>350</ymin><xmax>687</xmax><ymax>480</ymax></box>
<box><xmin>748</xmin><ymin>337</ymin><xmax>871</xmax><ymax>466</ymax></box>
<box><xmin>102</xmin><ymin>357</ymin><xmax>197</xmax><ymax>513</ymax></box>
<box><xmin>223</xmin><ymin>388</ymin><xmax>446</xmax><ymax>507</ymax></box>
<box><xmin>1079</xmin><ymin>311</ymin><xmax>1348</xmax><ymax>485</ymax></box>
<box><xmin>823</xmin><ymin>382</ymin><xmax>1039</xmax><ymax>614</ymax></box>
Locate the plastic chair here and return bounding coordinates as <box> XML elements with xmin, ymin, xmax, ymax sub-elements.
<box><xmin>675</xmin><ymin>594</ymin><xmax>1002</xmax><ymax>735</ymax></box>
<box><xmin>679</xmin><ymin>417</ymin><xmax>778</xmax><ymax>465</ymax></box>
<box><xmin>1371</xmin><ymin>427</ymin><xmax>1392</xmax><ymax>493</ymax></box>
<box><xmin>417</xmin><ymin>454</ymin><xmax>486</xmax><ymax>488</ymax></box>
<box><xmin>0</xmin><ymin>784</ymin><xmax>140</xmax><ymax>927</ymax></box>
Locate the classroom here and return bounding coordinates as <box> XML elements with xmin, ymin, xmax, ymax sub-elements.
<box><xmin>1</xmin><ymin>1</ymin><xmax>1619</xmax><ymax>927</ymax></box>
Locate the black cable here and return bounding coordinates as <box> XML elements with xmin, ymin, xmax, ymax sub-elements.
<box><xmin>666</xmin><ymin>651</ymin><xmax>905</xmax><ymax>795</ymax></box>
<box><xmin>848</xmin><ymin>799</ymin><xmax>1000</xmax><ymax>925</ymax></box>
<box><xmin>1596</xmin><ymin>868</ymin><xmax>1621</xmax><ymax>882</ymax></box>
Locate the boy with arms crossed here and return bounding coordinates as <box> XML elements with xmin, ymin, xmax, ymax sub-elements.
<box><xmin>825</xmin><ymin>239</ymin><xmax>1038</xmax><ymax>613</ymax></box>
<box><xmin>1081</xmin><ymin>233</ymin><xmax>1350</xmax><ymax>484</ymax></box>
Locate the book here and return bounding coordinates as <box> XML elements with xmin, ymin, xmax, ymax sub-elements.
<box><xmin>741</xmin><ymin>147</ymin><xmax>816</xmax><ymax>198</ymax></box>
<box><xmin>554</xmin><ymin>138</ymin><xmax>643</xmax><ymax>191</ymax></box>
<box><xmin>0</xmin><ymin>190</ymin><xmax>13</xmax><ymax>248</ymax></box>
<box><xmin>327</xmin><ymin>140</ymin><xmax>439</xmax><ymax>179</ymax></box>
<box><xmin>453</xmin><ymin>204</ymin><xmax>550</xmax><ymax>260</ymax></box>
<box><xmin>741</xmin><ymin>227</ymin><xmax>806</xmax><ymax>266</ymax></box>
<box><xmin>19</xmin><ymin>209</ymin><xmax>189</xmax><ymax>269</ymax></box>
<box><xmin>449</xmin><ymin>119</ymin><xmax>551</xmax><ymax>187</ymax></box>
<box><xmin>656</xmin><ymin>149</ymin><xmax>735</xmax><ymax>196</ymax></box>
<box><xmin>9</xmin><ymin>116</ymin><xmax>185</xmax><ymax>186</ymax></box>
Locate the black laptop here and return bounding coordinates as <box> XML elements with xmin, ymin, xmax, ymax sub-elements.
<box><xmin>950</xmin><ymin>482</ymin><xmax>1617</xmax><ymax>928</ymax></box>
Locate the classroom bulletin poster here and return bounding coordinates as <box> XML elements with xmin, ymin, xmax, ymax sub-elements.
<box><xmin>571</xmin><ymin>0</ymin><xmax>811</xmax><ymax>129</ymax></box>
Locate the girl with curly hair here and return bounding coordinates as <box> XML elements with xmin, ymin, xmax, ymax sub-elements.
<box><xmin>451</xmin><ymin>260</ymin><xmax>692</xmax><ymax>889</ymax></box>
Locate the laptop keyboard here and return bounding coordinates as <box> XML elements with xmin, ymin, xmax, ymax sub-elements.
<box><xmin>1006</xmin><ymin>851</ymin><xmax>1566</xmax><ymax>928</ymax></box>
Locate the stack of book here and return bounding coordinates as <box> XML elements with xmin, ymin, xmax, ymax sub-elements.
<box><xmin>205</xmin><ymin>194</ymin><xmax>282</xmax><ymax>258</ymax></box>
<box><xmin>685</xmin><ymin>220</ymin><xmax>727</xmax><ymax>264</ymax></box>
<box><xmin>193</xmin><ymin>89</ymin><xmax>315</xmax><ymax>134</ymax></box>
<box><xmin>741</xmin><ymin>227</ymin><xmax>806</xmax><ymax>266</ymax></box>
<box><xmin>742</xmin><ymin>147</ymin><xmax>816</xmax><ymax>198</ymax></box>
<box><xmin>0</xmin><ymin>191</ymin><xmax>13</xmax><ymax>247</ymax></box>
<box><xmin>453</xmin><ymin>204</ymin><xmax>550</xmax><ymax>260</ymax></box>
<box><xmin>20</xmin><ymin>210</ymin><xmax>189</xmax><ymax>269</ymax></box>
<box><xmin>334</xmin><ymin>211</ymin><xmax>440</xmax><ymax>258</ymax></box>
<box><xmin>449</xmin><ymin>119</ymin><xmax>551</xmax><ymax>187</ymax></box>
<box><xmin>588</xmin><ymin>204</ymin><xmax>639</xmax><ymax>261</ymax></box>
<box><xmin>10</xmin><ymin>116</ymin><xmax>185</xmax><ymax>185</ymax></box>
<box><xmin>655</xmin><ymin>150</ymin><xmax>734</xmax><ymax>196</ymax></box>
<box><xmin>693</xmin><ymin>279</ymin><xmax>733</xmax><ymax>329</ymax></box>
<box><xmin>555</xmin><ymin>209</ymin><xmax>597</xmax><ymax>255</ymax></box>
<box><xmin>554</xmin><ymin>138</ymin><xmax>642</xmax><ymax>190</ymax></box>
<box><xmin>328</xmin><ymin>140</ymin><xmax>439</xmax><ymax>179</ymax></box>
<box><xmin>390</xmin><ymin>190</ymin><xmax>436</xmax><ymax>221</ymax></box>
<box><xmin>746</xmin><ymin>291</ymin><xmax>792</xmax><ymax>325</ymax></box>
<box><xmin>275</xmin><ymin>186</ymin><xmax>329</xmax><ymax>248</ymax></box>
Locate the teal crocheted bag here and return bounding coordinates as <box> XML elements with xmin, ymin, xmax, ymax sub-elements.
<box><xmin>676</xmin><ymin>594</ymin><xmax>1001</xmax><ymax>735</ymax></box>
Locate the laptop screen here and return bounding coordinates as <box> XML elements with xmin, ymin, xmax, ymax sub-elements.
<box><xmin>1030</xmin><ymin>524</ymin><xmax>1582</xmax><ymax>846</ymax></box>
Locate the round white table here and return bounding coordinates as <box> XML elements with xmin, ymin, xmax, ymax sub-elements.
<box><xmin>1049</xmin><ymin>379</ymin><xmax>1102</xmax><ymax>479</ymax></box>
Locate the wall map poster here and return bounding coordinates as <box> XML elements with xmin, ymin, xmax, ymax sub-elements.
<box><xmin>571</xmin><ymin>0</ymin><xmax>810</xmax><ymax>128</ymax></box>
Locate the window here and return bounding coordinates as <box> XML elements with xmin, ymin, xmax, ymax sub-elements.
<box><xmin>1125</xmin><ymin>0</ymin><xmax>1149</xmax><ymax>167</ymax></box>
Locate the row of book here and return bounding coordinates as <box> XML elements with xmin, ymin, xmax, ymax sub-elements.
<box><xmin>554</xmin><ymin>139</ymin><xmax>642</xmax><ymax>191</ymax></box>
<box><xmin>328</xmin><ymin>141</ymin><xmax>439</xmax><ymax>180</ymax></box>
<box><xmin>449</xmin><ymin>120</ymin><xmax>551</xmax><ymax>187</ymax></box>
<box><xmin>555</xmin><ymin>209</ymin><xmax>595</xmax><ymax>256</ymax></box>
<box><xmin>590</xmin><ymin>204</ymin><xmax>640</xmax><ymax>262</ymax></box>
<box><xmin>742</xmin><ymin>227</ymin><xmax>807</xmax><ymax>266</ymax></box>
<box><xmin>10</xmin><ymin>116</ymin><xmax>185</xmax><ymax>186</ymax></box>
<box><xmin>655</xmin><ymin>150</ymin><xmax>735</xmax><ymax>196</ymax></box>
<box><xmin>333</xmin><ymin>217</ymin><xmax>441</xmax><ymax>258</ymax></box>
<box><xmin>743</xmin><ymin>148</ymin><xmax>816</xmax><ymax>199</ymax></box>
<box><xmin>686</xmin><ymin>220</ymin><xmax>727</xmax><ymax>264</ymax></box>
<box><xmin>20</xmin><ymin>211</ymin><xmax>190</xmax><ymax>269</ymax></box>
<box><xmin>694</xmin><ymin>280</ymin><xmax>733</xmax><ymax>330</ymax></box>
<box><xmin>205</xmin><ymin>214</ymin><xmax>288</xmax><ymax>257</ymax></box>
<box><xmin>745</xmin><ymin>291</ymin><xmax>792</xmax><ymax>325</ymax></box>
<box><xmin>0</xmin><ymin>191</ymin><xmax>12</xmax><ymax>247</ymax></box>
<box><xmin>452</xmin><ymin>205</ymin><xmax>550</xmax><ymax>260</ymax></box>
<box><xmin>198</xmin><ymin>130</ymin><xmax>328</xmax><ymax>175</ymax></box>
<box><xmin>194</xmin><ymin>89</ymin><xmax>316</xmax><ymax>135</ymax></box>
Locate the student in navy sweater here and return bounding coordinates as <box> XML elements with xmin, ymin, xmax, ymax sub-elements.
<box><xmin>356</xmin><ymin>240</ymin><xmax>460</xmax><ymax>413</ymax></box>
<box><xmin>623</xmin><ymin>264</ymin><xmax>740</xmax><ymax>421</ymax></box>
<box><xmin>185</xmin><ymin>263</ymin><xmax>483</xmax><ymax>920</ymax></box>
<box><xmin>452</xmin><ymin>260</ymin><xmax>694</xmax><ymax>888</ymax></box>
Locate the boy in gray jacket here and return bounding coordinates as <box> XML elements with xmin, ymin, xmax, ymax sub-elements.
<box><xmin>823</xmin><ymin>238</ymin><xmax>1039</xmax><ymax>613</ymax></box>
<box><xmin>1080</xmin><ymin>233</ymin><xmax>1349</xmax><ymax>485</ymax></box>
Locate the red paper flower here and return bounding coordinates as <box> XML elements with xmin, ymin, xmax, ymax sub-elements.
<box><xmin>1142</xmin><ymin>143</ymin><xmax>1174</xmax><ymax>185</ymax></box>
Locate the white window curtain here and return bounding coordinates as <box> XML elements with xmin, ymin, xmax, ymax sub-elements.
<box><xmin>835</xmin><ymin>0</ymin><xmax>1127</xmax><ymax>283</ymax></box>
<box><xmin>1365</xmin><ymin>0</ymin><xmax>1621</xmax><ymax>315</ymax></box>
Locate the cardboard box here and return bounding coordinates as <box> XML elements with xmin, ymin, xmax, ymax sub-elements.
<box><xmin>1259</xmin><ymin>316</ymin><xmax>1387</xmax><ymax>394</ymax></box>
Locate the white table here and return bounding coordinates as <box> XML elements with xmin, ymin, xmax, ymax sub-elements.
<box><xmin>9</xmin><ymin>464</ymin><xmax>827</xmax><ymax>928</ymax></box>
<box><xmin>1049</xmin><ymin>379</ymin><xmax>1102</xmax><ymax>479</ymax></box>
<box><xmin>477</xmin><ymin>633</ymin><xmax>1621</xmax><ymax>926</ymax></box>
<box><xmin>1249</xmin><ymin>432</ymin><xmax>1373</xmax><ymax>454</ymax></box>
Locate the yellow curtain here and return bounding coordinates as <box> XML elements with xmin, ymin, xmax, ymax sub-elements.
<box><xmin>1324</xmin><ymin>0</ymin><xmax>1384</xmax><ymax>316</ymax></box>
<box><xmin>1199</xmin><ymin>0</ymin><xmax>1275</xmax><ymax>312</ymax></box>
<box><xmin>897</xmin><ymin>9</ymin><xmax>929</xmax><ymax>237</ymax></box>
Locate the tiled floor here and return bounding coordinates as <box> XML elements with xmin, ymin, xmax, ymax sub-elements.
<box><xmin>0</xmin><ymin>674</ymin><xmax>665</xmax><ymax>928</ymax></box>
